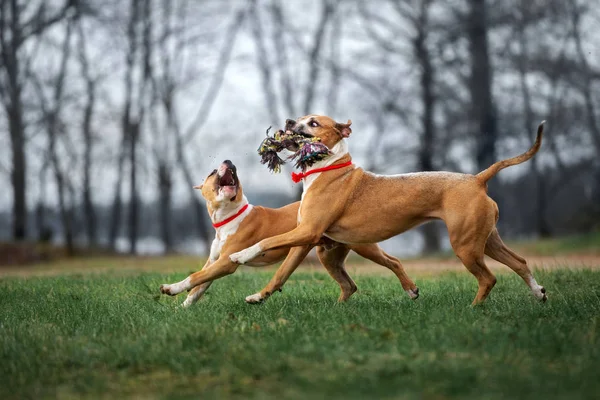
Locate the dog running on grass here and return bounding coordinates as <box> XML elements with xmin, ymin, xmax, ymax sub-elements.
<box><xmin>228</xmin><ymin>115</ymin><xmax>547</xmax><ymax>306</ymax></box>
<box><xmin>159</xmin><ymin>159</ymin><xmax>419</xmax><ymax>306</ymax></box>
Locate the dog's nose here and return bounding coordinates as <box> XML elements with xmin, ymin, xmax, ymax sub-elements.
<box><xmin>285</xmin><ymin>119</ymin><xmax>295</xmax><ymax>128</ymax></box>
<box><xmin>222</xmin><ymin>159</ymin><xmax>233</xmax><ymax>167</ymax></box>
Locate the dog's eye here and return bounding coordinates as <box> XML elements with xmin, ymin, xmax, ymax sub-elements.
<box><xmin>309</xmin><ymin>121</ymin><xmax>319</xmax><ymax>127</ymax></box>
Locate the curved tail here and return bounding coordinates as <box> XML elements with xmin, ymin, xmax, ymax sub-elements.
<box><xmin>476</xmin><ymin>121</ymin><xmax>545</xmax><ymax>184</ymax></box>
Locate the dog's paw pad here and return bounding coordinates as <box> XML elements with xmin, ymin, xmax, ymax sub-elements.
<box><xmin>540</xmin><ymin>287</ymin><xmax>547</xmax><ymax>302</ymax></box>
<box><xmin>532</xmin><ymin>285</ymin><xmax>547</xmax><ymax>302</ymax></box>
<box><xmin>160</xmin><ymin>284</ymin><xmax>172</xmax><ymax>296</ymax></box>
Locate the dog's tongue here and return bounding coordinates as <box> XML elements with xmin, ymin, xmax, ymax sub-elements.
<box><xmin>221</xmin><ymin>185</ymin><xmax>236</xmax><ymax>195</ymax></box>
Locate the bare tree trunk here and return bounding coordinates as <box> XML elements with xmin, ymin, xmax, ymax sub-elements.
<box><xmin>467</xmin><ymin>0</ymin><xmax>498</xmax><ymax>197</ymax></box>
<box><xmin>172</xmin><ymin>116</ymin><xmax>211</xmax><ymax>253</ymax></box>
<box><xmin>35</xmin><ymin>156</ymin><xmax>51</xmax><ymax>242</ymax></box>
<box><xmin>108</xmin><ymin>144</ymin><xmax>126</xmax><ymax>250</ymax></box>
<box><xmin>77</xmin><ymin>20</ymin><xmax>98</xmax><ymax>247</ymax></box>
<box><xmin>7</xmin><ymin>93</ymin><xmax>26</xmax><ymax>240</ymax></box>
<box><xmin>413</xmin><ymin>0</ymin><xmax>440</xmax><ymax>253</ymax></box>
<box><xmin>516</xmin><ymin>3</ymin><xmax>550</xmax><ymax>237</ymax></box>
<box><xmin>111</xmin><ymin>0</ymin><xmax>141</xmax><ymax>253</ymax></box>
<box><xmin>568</xmin><ymin>0</ymin><xmax>600</xmax><ymax>221</ymax></box>
<box><xmin>51</xmin><ymin>21</ymin><xmax>75</xmax><ymax>256</ymax></box>
<box><xmin>128</xmin><ymin>121</ymin><xmax>139</xmax><ymax>254</ymax></box>
<box><xmin>158</xmin><ymin>162</ymin><xmax>173</xmax><ymax>252</ymax></box>
<box><xmin>31</xmin><ymin>18</ymin><xmax>75</xmax><ymax>255</ymax></box>
<box><xmin>126</xmin><ymin>0</ymin><xmax>152</xmax><ymax>255</ymax></box>
<box><xmin>1</xmin><ymin>0</ymin><xmax>26</xmax><ymax>240</ymax></box>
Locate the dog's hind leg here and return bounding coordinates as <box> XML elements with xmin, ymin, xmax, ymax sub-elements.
<box><xmin>485</xmin><ymin>228</ymin><xmax>547</xmax><ymax>301</ymax></box>
<box><xmin>351</xmin><ymin>244</ymin><xmax>419</xmax><ymax>299</ymax></box>
<box><xmin>316</xmin><ymin>245</ymin><xmax>357</xmax><ymax>302</ymax></box>
<box><xmin>447</xmin><ymin>198</ymin><xmax>498</xmax><ymax>305</ymax></box>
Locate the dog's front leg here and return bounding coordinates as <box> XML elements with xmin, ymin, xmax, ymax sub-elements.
<box><xmin>230</xmin><ymin>223</ymin><xmax>326</xmax><ymax>265</ymax></box>
<box><xmin>181</xmin><ymin>259</ymin><xmax>214</xmax><ymax>307</ymax></box>
<box><xmin>182</xmin><ymin>281</ymin><xmax>214</xmax><ymax>308</ymax></box>
<box><xmin>160</xmin><ymin>257</ymin><xmax>238</xmax><ymax>296</ymax></box>
<box><xmin>245</xmin><ymin>245</ymin><xmax>313</xmax><ymax>304</ymax></box>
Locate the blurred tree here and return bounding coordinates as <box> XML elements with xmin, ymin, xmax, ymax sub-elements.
<box><xmin>567</xmin><ymin>0</ymin><xmax>600</xmax><ymax>225</ymax></box>
<box><xmin>359</xmin><ymin>0</ymin><xmax>442</xmax><ymax>252</ymax></box>
<box><xmin>31</xmin><ymin>16</ymin><xmax>76</xmax><ymax>255</ymax></box>
<box><xmin>0</xmin><ymin>0</ymin><xmax>75</xmax><ymax>240</ymax></box>
<box><xmin>75</xmin><ymin>11</ymin><xmax>99</xmax><ymax>247</ymax></box>
<box><xmin>514</xmin><ymin>0</ymin><xmax>550</xmax><ymax>237</ymax></box>
<box><xmin>108</xmin><ymin>0</ymin><xmax>152</xmax><ymax>254</ymax></box>
<box><xmin>146</xmin><ymin>1</ymin><xmax>245</xmax><ymax>253</ymax></box>
<box><xmin>467</xmin><ymin>0</ymin><xmax>498</xmax><ymax>199</ymax></box>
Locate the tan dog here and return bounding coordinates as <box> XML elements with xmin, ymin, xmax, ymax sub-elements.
<box><xmin>229</xmin><ymin>115</ymin><xmax>547</xmax><ymax>305</ymax></box>
<box><xmin>159</xmin><ymin>160</ymin><xmax>419</xmax><ymax>306</ymax></box>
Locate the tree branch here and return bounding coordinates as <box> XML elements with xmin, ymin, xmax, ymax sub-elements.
<box><xmin>302</xmin><ymin>0</ymin><xmax>337</xmax><ymax>114</ymax></box>
<box><xmin>20</xmin><ymin>0</ymin><xmax>75</xmax><ymax>46</ymax></box>
<box><xmin>182</xmin><ymin>7</ymin><xmax>246</xmax><ymax>143</ymax></box>
<box><xmin>248</xmin><ymin>0</ymin><xmax>279</xmax><ymax>124</ymax></box>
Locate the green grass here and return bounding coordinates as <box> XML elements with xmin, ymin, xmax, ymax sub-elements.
<box><xmin>2</xmin><ymin>269</ymin><xmax>600</xmax><ymax>399</ymax></box>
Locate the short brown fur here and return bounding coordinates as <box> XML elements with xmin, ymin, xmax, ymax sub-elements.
<box><xmin>159</xmin><ymin>161</ymin><xmax>418</xmax><ymax>305</ymax></box>
<box><xmin>231</xmin><ymin>115</ymin><xmax>547</xmax><ymax>305</ymax></box>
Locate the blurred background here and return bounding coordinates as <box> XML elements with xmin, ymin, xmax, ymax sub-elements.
<box><xmin>0</xmin><ymin>0</ymin><xmax>599</xmax><ymax>260</ymax></box>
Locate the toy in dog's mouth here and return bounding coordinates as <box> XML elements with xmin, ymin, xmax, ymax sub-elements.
<box><xmin>257</xmin><ymin>127</ymin><xmax>331</xmax><ymax>173</ymax></box>
<box><xmin>217</xmin><ymin>161</ymin><xmax>239</xmax><ymax>201</ymax></box>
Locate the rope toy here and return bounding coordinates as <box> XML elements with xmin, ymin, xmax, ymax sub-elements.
<box><xmin>257</xmin><ymin>127</ymin><xmax>331</xmax><ymax>172</ymax></box>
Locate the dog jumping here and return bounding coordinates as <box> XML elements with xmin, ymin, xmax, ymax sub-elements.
<box><xmin>159</xmin><ymin>159</ymin><xmax>419</xmax><ymax>306</ymax></box>
<box><xmin>229</xmin><ymin>115</ymin><xmax>547</xmax><ymax>305</ymax></box>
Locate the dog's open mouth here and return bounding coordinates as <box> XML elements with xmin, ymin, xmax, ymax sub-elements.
<box><xmin>217</xmin><ymin>164</ymin><xmax>239</xmax><ymax>201</ymax></box>
<box><xmin>219</xmin><ymin>168</ymin><xmax>236</xmax><ymax>187</ymax></box>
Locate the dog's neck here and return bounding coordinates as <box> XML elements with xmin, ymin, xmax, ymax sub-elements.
<box><xmin>301</xmin><ymin>139</ymin><xmax>350</xmax><ymax>190</ymax></box>
<box><xmin>210</xmin><ymin>195</ymin><xmax>251</xmax><ymax>231</ymax></box>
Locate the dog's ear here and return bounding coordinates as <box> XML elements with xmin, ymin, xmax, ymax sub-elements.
<box><xmin>335</xmin><ymin>119</ymin><xmax>352</xmax><ymax>138</ymax></box>
<box><xmin>193</xmin><ymin>184</ymin><xmax>203</xmax><ymax>190</ymax></box>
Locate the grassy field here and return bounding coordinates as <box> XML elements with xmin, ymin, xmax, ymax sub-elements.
<box><xmin>2</xmin><ymin>265</ymin><xmax>600</xmax><ymax>399</ymax></box>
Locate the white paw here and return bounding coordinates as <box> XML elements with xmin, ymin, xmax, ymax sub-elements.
<box><xmin>159</xmin><ymin>277</ymin><xmax>190</xmax><ymax>296</ymax></box>
<box><xmin>407</xmin><ymin>287</ymin><xmax>419</xmax><ymax>300</ymax></box>
<box><xmin>181</xmin><ymin>298</ymin><xmax>194</xmax><ymax>308</ymax></box>
<box><xmin>160</xmin><ymin>283</ymin><xmax>175</xmax><ymax>296</ymax></box>
<box><xmin>229</xmin><ymin>244</ymin><xmax>262</xmax><ymax>264</ymax></box>
<box><xmin>245</xmin><ymin>293</ymin><xmax>264</xmax><ymax>304</ymax></box>
<box><xmin>533</xmin><ymin>286</ymin><xmax>547</xmax><ymax>302</ymax></box>
<box><xmin>528</xmin><ymin>277</ymin><xmax>547</xmax><ymax>302</ymax></box>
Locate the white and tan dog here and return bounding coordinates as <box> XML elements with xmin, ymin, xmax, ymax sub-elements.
<box><xmin>229</xmin><ymin>116</ymin><xmax>548</xmax><ymax>305</ymax></box>
<box><xmin>159</xmin><ymin>160</ymin><xmax>419</xmax><ymax>306</ymax></box>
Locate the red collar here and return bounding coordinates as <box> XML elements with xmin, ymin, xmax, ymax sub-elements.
<box><xmin>212</xmin><ymin>203</ymin><xmax>250</xmax><ymax>228</ymax></box>
<box><xmin>291</xmin><ymin>160</ymin><xmax>353</xmax><ymax>183</ymax></box>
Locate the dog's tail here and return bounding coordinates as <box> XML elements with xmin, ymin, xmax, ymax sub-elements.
<box><xmin>476</xmin><ymin>121</ymin><xmax>545</xmax><ymax>184</ymax></box>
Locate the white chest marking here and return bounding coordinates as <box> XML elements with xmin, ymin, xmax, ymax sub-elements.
<box><xmin>209</xmin><ymin>197</ymin><xmax>253</xmax><ymax>261</ymax></box>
